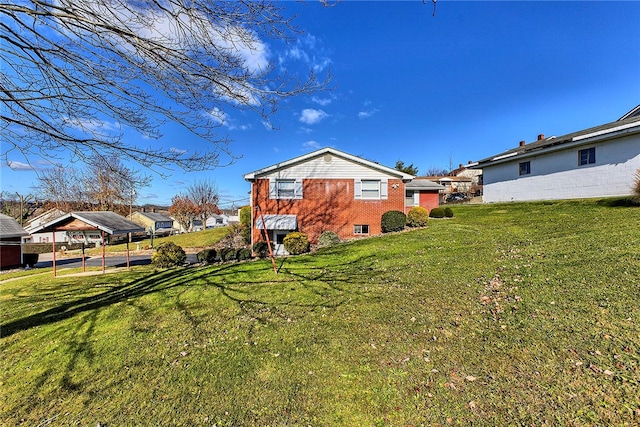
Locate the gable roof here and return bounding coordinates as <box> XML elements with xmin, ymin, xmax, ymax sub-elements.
<box><xmin>474</xmin><ymin>115</ymin><xmax>640</xmax><ymax>169</ymax></box>
<box><xmin>243</xmin><ymin>147</ymin><xmax>414</xmax><ymax>181</ymax></box>
<box><xmin>29</xmin><ymin>211</ymin><xmax>144</xmax><ymax>236</ymax></box>
<box><xmin>0</xmin><ymin>214</ymin><xmax>29</xmax><ymax>238</ymax></box>
<box><xmin>405</xmin><ymin>179</ymin><xmax>445</xmax><ymax>190</ymax></box>
<box><xmin>132</xmin><ymin>211</ymin><xmax>173</xmax><ymax>222</ymax></box>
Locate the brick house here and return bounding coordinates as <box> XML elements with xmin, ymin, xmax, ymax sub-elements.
<box><xmin>0</xmin><ymin>214</ymin><xmax>30</xmax><ymax>269</ymax></box>
<box><xmin>244</xmin><ymin>147</ymin><xmax>417</xmax><ymax>254</ymax></box>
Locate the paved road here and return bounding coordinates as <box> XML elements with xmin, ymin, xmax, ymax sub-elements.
<box><xmin>34</xmin><ymin>253</ymin><xmax>198</xmax><ymax>269</ymax></box>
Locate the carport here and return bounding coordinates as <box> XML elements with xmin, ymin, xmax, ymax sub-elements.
<box><xmin>29</xmin><ymin>212</ymin><xmax>144</xmax><ymax>276</ymax></box>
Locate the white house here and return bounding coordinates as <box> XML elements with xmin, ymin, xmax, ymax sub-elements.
<box><xmin>473</xmin><ymin>109</ymin><xmax>640</xmax><ymax>203</ymax></box>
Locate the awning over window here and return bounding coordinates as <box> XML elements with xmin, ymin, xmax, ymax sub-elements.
<box><xmin>256</xmin><ymin>214</ymin><xmax>297</xmax><ymax>230</ymax></box>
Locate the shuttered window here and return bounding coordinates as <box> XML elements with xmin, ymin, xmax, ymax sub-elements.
<box><xmin>269</xmin><ymin>179</ymin><xmax>303</xmax><ymax>199</ymax></box>
<box><xmin>354</xmin><ymin>179</ymin><xmax>388</xmax><ymax>200</ymax></box>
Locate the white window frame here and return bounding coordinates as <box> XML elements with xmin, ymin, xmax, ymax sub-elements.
<box><xmin>354</xmin><ymin>224</ymin><xmax>370</xmax><ymax>235</ymax></box>
<box><xmin>354</xmin><ymin>178</ymin><xmax>388</xmax><ymax>200</ymax></box>
<box><xmin>269</xmin><ymin>178</ymin><xmax>303</xmax><ymax>200</ymax></box>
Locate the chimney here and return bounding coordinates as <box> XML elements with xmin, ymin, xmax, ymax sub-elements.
<box><xmin>459</xmin><ymin>163</ymin><xmax>463</xmax><ymax>168</ymax></box>
<box><xmin>537</xmin><ymin>134</ymin><xmax>545</xmax><ymax>141</ymax></box>
<box><xmin>519</xmin><ymin>140</ymin><xmax>526</xmax><ymax>147</ymax></box>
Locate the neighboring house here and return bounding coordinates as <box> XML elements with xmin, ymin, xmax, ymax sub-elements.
<box><xmin>418</xmin><ymin>175</ymin><xmax>474</xmax><ymax>198</ymax></box>
<box><xmin>24</xmin><ymin>208</ymin><xmax>67</xmax><ymax>243</ymax></box>
<box><xmin>473</xmin><ymin>109</ymin><xmax>640</xmax><ymax>203</ymax></box>
<box><xmin>448</xmin><ymin>162</ymin><xmax>483</xmax><ymax>195</ymax></box>
<box><xmin>206</xmin><ymin>214</ymin><xmax>229</xmax><ymax>228</ymax></box>
<box><xmin>0</xmin><ymin>214</ymin><xmax>30</xmax><ymax>269</ymax></box>
<box><xmin>129</xmin><ymin>211</ymin><xmax>176</xmax><ymax>236</ymax></box>
<box><xmin>28</xmin><ymin>211</ymin><xmax>145</xmax><ymax>246</ymax></box>
<box><xmin>405</xmin><ymin>179</ymin><xmax>444</xmax><ymax>212</ymax></box>
<box><xmin>244</xmin><ymin>147</ymin><xmax>415</xmax><ymax>254</ymax></box>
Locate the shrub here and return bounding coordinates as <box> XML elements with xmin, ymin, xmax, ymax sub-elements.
<box><xmin>196</xmin><ymin>248</ymin><xmax>217</xmax><ymax>264</ymax></box>
<box><xmin>444</xmin><ymin>207</ymin><xmax>454</xmax><ymax>218</ymax></box>
<box><xmin>240</xmin><ymin>225</ymin><xmax>252</xmax><ymax>245</ymax></box>
<box><xmin>283</xmin><ymin>232</ymin><xmax>310</xmax><ymax>255</ymax></box>
<box><xmin>252</xmin><ymin>241</ymin><xmax>270</xmax><ymax>258</ymax></box>
<box><xmin>239</xmin><ymin>206</ymin><xmax>251</xmax><ymax>227</ymax></box>
<box><xmin>23</xmin><ymin>253</ymin><xmax>39</xmax><ymax>268</ymax></box>
<box><xmin>318</xmin><ymin>230</ymin><xmax>340</xmax><ymax>247</ymax></box>
<box><xmin>219</xmin><ymin>247</ymin><xmax>237</xmax><ymax>262</ymax></box>
<box><xmin>236</xmin><ymin>247</ymin><xmax>253</xmax><ymax>261</ymax></box>
<box><xmin>381</xmin><ymin>210</ymin><xmax>406</xmax><ymax>233</ymax></box>
<box><xmin>152</xmin><ymin>242</ymin><xmax>186</xmax><ymax>268</ymax></box>
<box><xmin>634</xmin><ymin>168</ymin><xmax>640</xmax><ymax>202</ymax></box>
<box><xmin>429</xmin><ymin>207</ymin><xmax>445</xmax><ymax>218</ymax></box>
<box><xmin>406</xmin><ymin>206</ymin><xmax>429</xmax><ymax>227</ymax></box>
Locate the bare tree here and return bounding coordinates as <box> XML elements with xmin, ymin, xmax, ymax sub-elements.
<box><xmin>424</xmin><ymin>166</ymin><xmax>449</xmax><ymax>177</ymax></box>
<box><xmin>188</xmin><ymin>179</ymin><xmax>221</xmax><ymax>227</ymax></box>
<box><xmin>37</xmin><ymin>166</ymin><xmax>89</xmax><ymax>212</ymax></box>
<box><xmin>37</xmin><ymin>156</ymin><xmax>149</xmax><ymax>213</ymax></box>
<box><xmin>1</xmin><ymin>1</ymin><xmax>328</xmax><ymax>172</ymax></box>
<box><xmin>85</xmin><ymin>155</ymin><xmax>151</xmax><ymax>212</ymax></box>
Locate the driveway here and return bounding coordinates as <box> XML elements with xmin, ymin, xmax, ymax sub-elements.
<box><xmin>33</xmin><ymin>252</ymin><xmax>199</xmax><ymax>270</ymax></box>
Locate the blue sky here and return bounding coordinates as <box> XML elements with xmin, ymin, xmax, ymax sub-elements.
<box><xmin>2</xmin><ymin>1</ymin><xmax>639</xmax><ymax>209</ymax></box>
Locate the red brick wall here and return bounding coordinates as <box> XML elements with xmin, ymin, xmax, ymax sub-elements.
<box><xmin>251</xmin><ymin>178</ymin><xmax>406</xmax><ymax>243</ymax></box>
<box><xmin>0</xmin><ymin>240</ymin><xmax>22</xmax><ymax>270</ymax></box>
<box><xmin>419</xmin><ymin>191</ymin><xmax>440</xmax><ymax>212</ymax></box>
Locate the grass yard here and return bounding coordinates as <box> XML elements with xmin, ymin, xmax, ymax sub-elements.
<box><xmin>1</xmin><ymin>199</ymin><xmax>639</xmax><ymax>425</ymax></box>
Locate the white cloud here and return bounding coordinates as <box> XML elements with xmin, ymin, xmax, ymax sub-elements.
<box><xmin>303</xmin><ymin>140</ymin><xmax>321</xmax><ymax>150</ymax></box>
<box><xmin>312</xmin><ymin>95</ymin><xmax>334</xmax><ymax>106</ymax></box>
<box><xmin>7</xmin><ymin>161</ymin><xmax>34</xmax><ymax>171</ymax></box>
<box><xmin>358</xmin><ymin>108</ymin><xmax>380</xmax><ymax>119</ymax></box>
<box><xmin>170</xmin><ymin>147</ymin><xmax>188</xmax><ymax>155</ymax></box>
<box><xmin>63</xmin><ymin>116</ymin><xmax>121</xmax><ymax>132</ymax></box>
<box><xmin>299</xmin><ymin>109</ymin><xmax>328</xmax><ymax>125</ymax></box>
<box><xmin>208</xmin><ymin>107</ymin><xmax>228</xmax><ymax>126</ymax></box>
<box><xmin>282</xmin><ymin>33</ymin><xmax>332</xmax><ymax>74</ymax></box>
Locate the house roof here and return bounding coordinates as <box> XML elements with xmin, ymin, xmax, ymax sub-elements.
<box><xmin>243</xmin><ymin>147</ymin><xmax>414</xmax><ymax>181</ymax></box>
<box><xmin>29</xmin><ymin>211</ymin><xmax>145</xmax><ymax>236</ymax></box>
<box><xmin>474</xmin><ymin>114</ymin><xmax>640</xmax><ymax>169</ymax></box>
<box><xmin>0</xmin><ymin>214</ymin><xmax>29</xmax><ymax>238</ymax></box>
<box><xmin>132</xmin><ymin>211</ymin><xmax>173</xmax><ymax>222</ymax></box>
<box><xmin>405</xmin><ymin>179</ymin><xmax>445</xmax><ymax>190</ymax></box>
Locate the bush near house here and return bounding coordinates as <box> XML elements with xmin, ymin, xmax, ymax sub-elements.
<box><xmin>317</xmin><ymin>231</ymin><xmax>340</xmax><ymax>247</ymax></box>
<box><xmin>634</xmin><ymin>168</ymin><xmax>640</xmax><ymax>202</ymax></box>
<box><xmin>252</xmin><ymin>241</ymin><xmax>270</xmax><ymax>258</ymax></box>
<box><xmin>151</xmin><ymin>242</ymin><xmax>186</xmax><ymax>268</ymax></box>
<box><xmin>381</xmin><ymin>210</ymin><xmax>406</xmax><ymax>233</ymax></box>
<box><xmin>406</xmin><ymin>206</ymin><xmax>429</xmax><ymax>227</ymax></box>
<box><xmin>429</xmin><ymin>207</ymin><xmax>445</xmax><ymax>218</ymax></box>
<box><xmin>283</xmin><ymin>232</ymin><xmax>310</xmax><ymax>255</ymax></box>
<box><xmin>219</xmin><ymin>247</ymin><xmax>237</xmax><ymax>262</ymax></box>
<box><xmin>444</xmin><ymin>207</ymin><xmax>454</xmax><ymax>218</ymax></box>
<box><xmin>196</xmin><ymin>248</ymin><xmax>217</xmax><ymax>264</ymax></box>
<box><xmin>236</xmin><ymin>247</ymin><xmax>253</xmax><ymax>261</ymax></box>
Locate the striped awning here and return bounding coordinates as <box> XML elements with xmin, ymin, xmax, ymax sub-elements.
<box><xmin>256</xmin><ymin>214</ymin><xmax>297</xmax><ymax>230</ymax></box>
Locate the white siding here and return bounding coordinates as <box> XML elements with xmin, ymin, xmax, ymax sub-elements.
<box><xmin>483</xmin><ymin>135</ymin><xmax>640</xmax><ymax>202</ymax></box>
<box><xmin>258</xmin><ymin>154</ymin><xmax>396</xmax><ymax>180</ymax></box>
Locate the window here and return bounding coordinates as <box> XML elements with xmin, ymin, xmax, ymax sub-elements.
<box><xmin>519</xmin><ymin>161</ymin><xmax>530</xmax><ymax>176</ymax></box>
<box><xmin>277</xmin><ymin>179</ymin><xmax>295</xmax><ymax>198</ymax></box>
<box><xmin>579</xmin><ymin>147</ymin><xmax>596</xmax><ymax>165</ymax></box>
<box><xmin>354</xmin><ymin>224</ymin><xmax>369</xmax><ymax>235</ymax></box>
<box><xmin>361</xmin><ymin>180</ymin><xmax>380</xmax><ymax>198</ymax></box>
<box><xmin>270</xmin><ymin>178</ymin><xmax>303</xmax><ymax>199</ymax></box>
<box><xmin>354</xmin><ymin>178</ymin><xmax>388</xmax><ymax>199</ymax></box>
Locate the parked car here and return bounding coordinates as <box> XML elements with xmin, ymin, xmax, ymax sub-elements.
<box><xmin>445</xmin><ymin>192</ymin><xmax>468</xmax><ymax>203</ymax></box>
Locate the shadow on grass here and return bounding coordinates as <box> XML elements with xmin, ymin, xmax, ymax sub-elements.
<box><xmin>1</xmin><ymin>256</ymin><xmax>383</xmax><ymax>339</ymax></box>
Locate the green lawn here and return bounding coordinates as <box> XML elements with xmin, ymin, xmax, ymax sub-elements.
<box><xmin>2</xmin><ymin>200</ymin><xmax>639</xmax><ymax>425</ymax></box>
